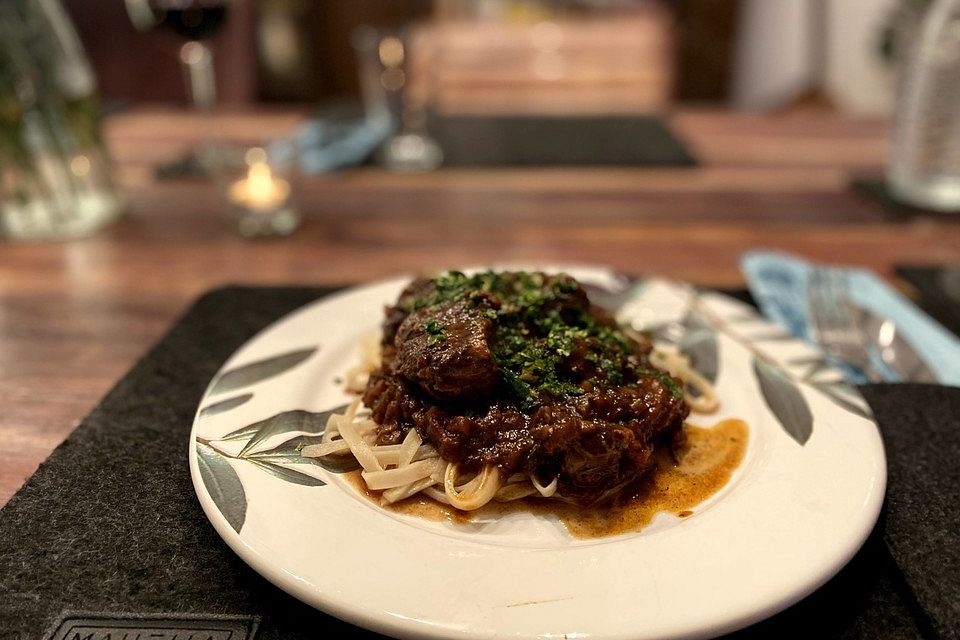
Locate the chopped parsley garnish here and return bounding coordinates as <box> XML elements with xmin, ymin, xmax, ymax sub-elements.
<box><xmin>424</xmin><ymin>318</ymin><xmax>446</xmax><ymax>345</ymax></box>
<box><xmin>407</xmin><ymin>271</ymin><xmax>674</xmax><ymax>409</ymax></box>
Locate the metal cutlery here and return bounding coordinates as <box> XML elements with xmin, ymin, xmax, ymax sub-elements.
<box><xmin>807</xmin><ymin>267</ymin><xmax>939</xmax><ymax>383</ymax></box>
<box><xmin>584</xmin><ymin>267</ymin><xmax>940</xmax><ymax>384</ymax></box>
<box><xmin>853</xmin><ymin>305</ymin><xmax>940</xmax><ymax>383</ymax></box>
<box><xmin>808</xmin><ymin>268</ymin><xmax>886</xmax><ymax>382</ymax></box>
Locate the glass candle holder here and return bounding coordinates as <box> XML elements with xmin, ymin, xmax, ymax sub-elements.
<box><xmin>225</xmin><ymin>147</ymin><xmax>300</xmax><ymax>238</ymax></box>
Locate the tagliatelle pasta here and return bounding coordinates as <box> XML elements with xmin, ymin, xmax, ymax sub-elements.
<box><xmin>301</xmin><ymin>398</ymin><xmax>519</xmax><ymax>510</ymax></box>
<box><xmin>303</xmin><ymin>332</ymin><xmax>718</xmax><ymax>512</ymax></box>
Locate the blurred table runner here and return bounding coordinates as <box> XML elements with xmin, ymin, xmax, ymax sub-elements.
<box><xmin>426</xmin><ymin>114</ymin><xmax>696</xmax><ymax>166</ymax></box>
<box><xmin>0</xmin><ymin>285</ymin><xmax>957</xmax><ymax>640</ymax></box>
<box><xmin>270</xmin><ymin>112</ymin><xmax>697</xmax><ymax>176</ymax></box>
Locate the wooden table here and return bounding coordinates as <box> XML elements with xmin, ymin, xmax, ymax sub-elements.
<box><xmin>2</xmin><ymin>107</ymin><xmax>959</xmax><ymax>507</ymax></box>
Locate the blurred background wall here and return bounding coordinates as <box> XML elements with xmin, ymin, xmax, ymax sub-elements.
<box><xmin>62</xmin><ymin>0</ymin><xmax>902</xmax><ymax>114</ymax></box>
<box><xmin>733</xmin><ymin>0</ymin><xmax>897</xmax><ymax>114</ymax></box>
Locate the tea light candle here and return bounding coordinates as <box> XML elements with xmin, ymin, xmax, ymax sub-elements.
<box><xmin>229</xmin><ymin>148</ymin><xmax>290</xmax><ymax>211</ymax></box>
<box><xmin>227</xmin><ymin>147</ymin><xmax>299</xmax><ymax>237</ymax></box>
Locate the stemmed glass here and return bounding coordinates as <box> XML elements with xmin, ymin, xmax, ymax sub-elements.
<box><xmin>352</xmin><ymin>25</ymin><xmax>443</xmax><ymax>172</ymax></box>
<box><xmin>124</xmin><ymin>0</ymin><xmax>230</xmax><ymax>175</ymax></box>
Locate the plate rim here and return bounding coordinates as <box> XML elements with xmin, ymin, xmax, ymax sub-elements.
<box><xmin>188</xmin><ymin>266</ymin><xmax>887</xmax><ymax>640</ymax></box>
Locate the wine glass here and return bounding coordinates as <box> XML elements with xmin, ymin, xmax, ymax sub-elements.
<box><xmin>352</xmin><ymin>25</ymin><xmax>443</xmax><ymax>172</ymax></box>
<box><xmin>125</xmin><ymin>0</ymin><xmax>230</xmax><ymax>175</ymax></box>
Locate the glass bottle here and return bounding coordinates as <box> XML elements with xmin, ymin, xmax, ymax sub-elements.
<box><xmin>888</xmin><ymin>0</ymin><xmax>960</xmax><ymax>212</ymax></box>
<box><xmin>0</xmin><ymin>0</ymin><xmax>122</xmax><ymax>240</ymax></box>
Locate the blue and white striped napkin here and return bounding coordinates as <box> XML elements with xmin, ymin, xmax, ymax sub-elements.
<box><xmin>741</xmin><ymin>250</ymin><xmax>960</xmax><ymax>386</ymax></box>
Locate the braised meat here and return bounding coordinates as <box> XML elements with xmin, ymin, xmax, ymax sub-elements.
<box><xmin>394</xmin><ymin>299</ymin><xmax>499</xmax><ymax>401</ymax></box>
<box><xmin>363</xmin><ymin>271</ymin><xmax>688</xmax><ymax>505</ymax></box>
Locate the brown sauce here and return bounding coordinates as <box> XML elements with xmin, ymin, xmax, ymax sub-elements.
<box><xmin>343</xmin><ymin>419</ymin><xmax>748</xmax><ymax>539</ymax></box>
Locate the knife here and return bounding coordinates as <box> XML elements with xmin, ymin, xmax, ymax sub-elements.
<box><xmin>853</xmin><ymin>305</ymin><xmax>940</xmax><ymax>384</ymax></box>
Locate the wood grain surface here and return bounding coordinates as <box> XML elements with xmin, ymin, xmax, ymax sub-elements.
<box><xmin>1</xmin><ymin>106</ymin><xmax>958</xmax><ymax>506</ymax></box>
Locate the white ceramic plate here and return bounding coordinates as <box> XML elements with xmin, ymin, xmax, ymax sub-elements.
<box><xmin>189</xmin><ymin>266</ymin><xmax>886</xmax><ymax>640</ymax></box>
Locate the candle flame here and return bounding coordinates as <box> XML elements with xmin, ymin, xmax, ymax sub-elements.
<box><xmin>229</xmin><ymin>152</ymin><xmax>290</xmax><ymax>212</ymax></box>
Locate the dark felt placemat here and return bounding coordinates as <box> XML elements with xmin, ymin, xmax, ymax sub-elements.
<box><xmin>426</xmin><ymin>113</ymin><xmax>697</xmax><ymax>166</ymax></box>
<box><xmin>1</xmin><ymin>286</ymin><xmax>958</xmax><ymax>640</ymax></box>
<box><xmin>896</xmin><ymin>266</ymin><xmax>960</xmax><ymax>338</ymax></box>
<box><xmin>850</xmin><ymin>176</ymin><xmax>960</xmax><ymax>221</ymax></box>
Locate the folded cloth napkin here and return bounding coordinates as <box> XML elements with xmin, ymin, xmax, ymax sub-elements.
<box><xmin>741</xmin><ymin>251</ymin><xmax>960</xmax><ymax>386</ymax></box>
<box><xmin>269</xmin><ymin>114</ymin><xmax>391</xmax><ymax>175</ymax></box>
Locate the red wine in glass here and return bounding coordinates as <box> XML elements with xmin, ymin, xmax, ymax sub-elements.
<box><xmin>126</xmin><ymin>0</ymin><xmax>231</xmax><ymax>173</ymax></box>
<box><xmin>145</xmin><ymin>0</ymin><xmax>229</xmax><ymax>41</ymax></box>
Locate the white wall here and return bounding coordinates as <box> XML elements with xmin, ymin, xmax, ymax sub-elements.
<box><xmin>732</xmin><ymin>0</ymin><xmax>897</xmax><ymax>114</ymax></box>
<box><xmin>826</xmin><ymin>0</ymin><xmax>896</xmax><ymax>114</ymax></box>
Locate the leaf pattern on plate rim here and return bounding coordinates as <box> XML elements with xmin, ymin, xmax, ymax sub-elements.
<box><xmin>196</xmin><ymin>442</ymin><xmax>247</xmax><ymax>533</ymax></box>
<box><xmin>753</xmin><ymin>357</ymin><xmax>814</xmax><ymax>446</ymax></box>
<box><xmin>246</xmin><ymin>433</ymin><xmax>361</xmax><ymax>473</ymax></box>
<box><xmin>674</xmin><ymin>288</ymin><xmax>874</xmax><ymax>430</ymax></box>
<box><xmin>581</xmin><ymin>276</ymin><xmax>648</xmax><ymax>313</ymax></box>
<box><xmin>247</xmin><ymin>459</ymin><xmax>327</xmax><ymax>486</ymax></box>
<box><xmin>195</xmin><ymin>404</ymin><xmax>357</xmax><ymax>518</ymax></box>
<box><xmin>811</xmin><ymin>382</ymin><xmax>874</xmax><ymax>420</ymax></box>
<box><xmin>677</xmin><ymin>310</ymin><xmax>720</xmax><ymax>384</ymax></box>
<box><xmin>236</xmin><ymin>409</ymin><xmax>330</xmax><ymax>457</ymax></box>
<box><xmin>209</xmin><ymin>347</ymin><xmax>317</xmax><ymax>395</ymax></box>
<box><xmin>682</xmin><ymin>309</ymin><xmax>714</xmax><ymax>334</ymax></box>
<box><xmin>199</xmin><ymin>393</ymin><xmax>253</xmax><ymax>418</ymax></box>
<box><xmin>218</xmin><ymin>404</ymin><xmax>350</xmax><ymax>445</ymax></box>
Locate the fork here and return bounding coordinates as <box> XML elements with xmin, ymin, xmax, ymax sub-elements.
<box><xmin>807</xmin><ymin>267</ymin><xmax>887</xmax><ymax>383</ymax></box>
